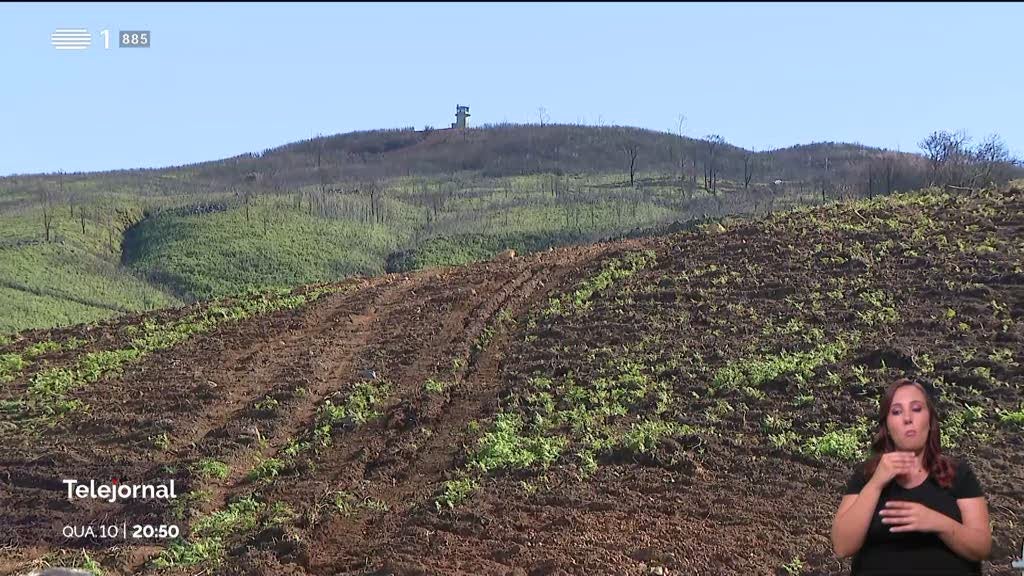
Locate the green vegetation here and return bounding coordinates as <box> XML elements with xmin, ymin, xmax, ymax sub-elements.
<box><xmin>41</xmin><ymin>551</ymin><xmax>104</xmax><ymax>576</ymax></box>
<box><xmin>194</xmin><ymin>458</ymin><xmax>231</xmax><ymax>480</ymax></box>
<box><xmin>10</xmin><ymin>285</ymin><xmax>341</xmax><ymax>426</ymax></box>
<box><xmin>621</xmin><ymin>419</ymin><xmax>695</xmax><ymax>455</ymax></box>
<box><xmin>435</xmin><ymin>477</ymin><xmax>479</xmax><ymax>512</ymax></box>
<box><xmin>254</xmin><ymin>396</ymin><xmax>280</xmax><ymax>415</ymax></box>
<box><xmin>470</xmin><ymin>347</ymin><xmax>709</xmax><ymax>479</ymax></box>
<box><xmin>326</xmin><ymin>490</ymin><xmax>390</xmax><ymax>517</ymax></box>
<box><xmin>944</xmin><ymin>403</ymin><xmax>988</xmax><ymax>447</ymax></box>
<box><xmin>150</xmin><ymin>432</ymin><xmax>171</xmax><ymax>451</ymax></box>
<box><xmin>24</xmin><ymin>348</ymin><xmax>141</xmax><ymax>419</ymax></box>
<box><xmin>794</xmin><ymin>394</ymin><xmax>815</xmax><ymax>407</ymax></box>
<box><xmin>762</xmin><ymin>414</ymin><xmax>793</xmax><ymax>435</ymax></box>
<box><xmin>988</xmin><ymin>348</ymin><xmax>1018</xmax><ymax>368</ymax></box>
<box><xmin>997</xmin><ymin>406</ymin><xmax>1024</xmax><ymax>427</ymax></box>
<box><xmin>543</xmin><ymin>250</ymin><xmax>656</xmax><ymax>319</ymax></box>
<box><xmin>388</xmin><ymin>230</ymin><xmax>580</xmax><ymax>272</ymax></box>
<box><xmin>429</xmin><ymin>342</ymin><xmax>720</xmax><ymax>508</ymax></box>
<box><xmin>3</xmin><ymin>123</ymin><xmax>1016</xmax><ymax>338</ymax></box>
<box><xmin>246</xmin><ymin>457</ymin><xmax>286</xmax><ymax>482</ymax></box>
<box><xmin>285</xmin><ymin>378</ymin><xmax>392</xmax><ymax>464</ymax></box>
<box><xmin>24</xmin><ymin>340</ymin><xmax>62</xmax><ymax>357</ymax></box>
<box><xmin>782</xmin><ymin>556</ymin><xmax>805</xmax><ymax>576</ymax></box>
<box><xmin>0</xmin><ymin>164</ymin><xmax>690</xmax><ymax>335</ymax></box>
<box><xmin>37</xmin><ymin>550</ymin><xmax>107</xmax><ymax>576</ymax></box>
<box><xmin>711</xmin><ymin>338</ymin><xmax>852</xmax><ymax>394</ymax></box>
<box><xmin>469</xmin><ymin>412</ymin><xmax>568</xmax><ymax>473</ymax></box>
<box><xmin>316</xmin><ymin>379</ymin><xmax>392</xmax><ymax>432</ymax></box>
<box><xmin>169</xmin><ymin>489</ymin><xmax>212</xmax><ymax>521</ymax></box>
<box><xmin>472</xmin><ymin>308</ymin><xmax>516</xmax><ymax>357</ymax></box>
<box><xmin>152</xmin><ymin>496</ymin><xmax>293</xmax><ymax>568</ymax></box>
<box><xmin>0</xmin><ymin>337</ymin><xmax>87</xmax><ymax>383</ymax></box>
<box><xmin>799</xmin><ymin>418</ymin><xmax>871</xmax><ymax>461</ymax></box>
<box><xmin>0</xmin><ymin>352</ymin><xmax>27</xmax><ymax>383</ymax></box>
<box><xmin>855</xmin><ymin>289</ymin><xmax>900</xmax><ymax>327</ymax></box>
<box><xmin>0</xmin><ymin>203</ymin><xmax>181</xmax><ymax>334</ymax></box>
<box><xmin>424</xmin><ymin>378</ymin><xmax>448</xmax><ymax>394</ymax></box>
<box><xmin>123</xmin><ymin>200</ymin><xmax>402</xmax><ymax>301</ymax></box>
<box><xmin>332</xmin><ymin>491</ymin><xmax>357</xmax><ymax>516</ymax></box>
<box><xmin>79</xmin><ymin>552</ymin><xmax>104</xmax><ymax>576</ymax></box>
<box><xmin>362</xmin><ymin>497</ymin><xmax>389</xmax><ymax>513</ymax></box>
<box><xmin>1</xmin><ymin>140</ymin><xmax>1019</xmax><ymax>576</ymax></box>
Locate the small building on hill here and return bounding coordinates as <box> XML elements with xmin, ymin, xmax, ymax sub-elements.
<box><xmin>451</xmin><ymin>105</ymin><xmax>470</xmax><ymax>129</ymax></box>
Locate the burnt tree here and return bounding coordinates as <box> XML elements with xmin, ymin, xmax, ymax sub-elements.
<box><xmin>623</xmin><ymin>143</ymin><xmax>639</xmax><ymax>187</ymax></box>
<box><xmin>703</xmin><ymin>135</ymin><xmax>723</xmax><ymax>200</ymax></box>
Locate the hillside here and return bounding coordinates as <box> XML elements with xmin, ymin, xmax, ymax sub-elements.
<box><xmin>0</xmin><ymin>200</ymin><xmax>182</xmax><ymax>331</ymax></box>
<box><xmin>1</xmin><ymin>185</ymin><xmax>1022</xmax><ymax>575</ymax></box>
<box><xmin>1</xmin><ymin>125</ymin><xmax>934</xmax><ymax>193</ymax></box>
<box><xmin>0</xmin><ymin>124</ymin><xmax>1018</xmax><ymax>334</ymax></box>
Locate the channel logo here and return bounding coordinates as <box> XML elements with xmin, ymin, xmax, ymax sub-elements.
<box><xmin>50</xmin><ymin>28</ymin><xmax>91</xmax><ymax>50</ymax></box>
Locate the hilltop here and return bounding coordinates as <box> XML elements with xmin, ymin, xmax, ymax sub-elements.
<box><xmin>2</xmin><ymin>124</ymin><xmax>932</xmax><ymax>192</ymax></box>
<box><xmin>1</xmin><ymin>184</ymin><xmax>1021</xmax><ymax>575</ymax></box>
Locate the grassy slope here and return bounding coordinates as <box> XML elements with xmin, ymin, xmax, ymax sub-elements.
<box><xmin>0</xmin><ymin>123</ymin><xmax>954</xmax><ymax>336</ymax></box>
<box><xmin>120</xmin><ymin>173</ymin><xmax>691</xmax><ymax>298</ymax></box>
<box><xmin>8</xmin><ymin>171</ymin><xmax>687</xmax><ymax>332</ymax></box>
<box><xmin>0</xmin><ymin>169</ymin><xmax>915</xmax><ymax>334</ymax></box>
<box><xmin>0</xmin><ymin>205</ymin><xmax>181</xmax><ymax>334</ymax></box>
<box><xmin>122</xmin><ymin>199</ymin><xmax>407</xmax><ymax>301</ymax></box>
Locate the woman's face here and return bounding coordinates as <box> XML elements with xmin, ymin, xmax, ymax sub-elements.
<box><xmin>887</xmin><ymin>384</ymin><xmax>930</xmax><ymax>452</ymax></box>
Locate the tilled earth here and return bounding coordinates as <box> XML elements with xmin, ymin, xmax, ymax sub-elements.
<box><xmin>1</xmin><ymin>187</ymin><xmax>1023</xmax><ymax>576</ymax></box>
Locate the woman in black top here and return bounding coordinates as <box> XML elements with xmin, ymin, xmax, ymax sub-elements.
<box><xmin>830</xmin><ymin>377</ymin><xmax>992</xmax><ymax>575</ymax></box>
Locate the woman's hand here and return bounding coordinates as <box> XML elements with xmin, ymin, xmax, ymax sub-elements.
<box><xmin>879</xmin><ymin>500</ymin><xmax>953</xmax><ymax>533</ymax></box>
<box><xmin>867</xmin><ymin>451</ymin><xmax>917</xmax><ymax>489</ymax></box>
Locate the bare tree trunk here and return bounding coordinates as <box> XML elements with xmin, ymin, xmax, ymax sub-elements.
<box><xmin>39</xmin><ymin>186</ymin><xmax>54</xmax><ymax>242</ymax></box>
<box><xmin>691</xmin><ymin>144</ymin><xmax>698</xmax><ymax>189</ymax></box>
<box><xmin>821</xmin><ymin>156</ymin><xmax>830</xmax><ymax>203</ymax></box>
<box><xmin>59</xmin><ymin>170</ymin><xmax>65</xmax><ymax>214</ymax></box>
<box><xmin>885</xmin><ymin>156</ymin><xmax>894</xmax><ymax>195</ymax></box>
<box><xmin>44</xmin><ymin>206</ymin><xmax>52</xmax><ymax>242</ymax></box>
<box><xmin>316</xmin><ymin>134</ymin><xmax>327</xmax><ymax>218</ymax></box>
<box><xmin>704</xmin><ymin>136</ymin><xmax>722</xmax><ymax>198</ymax></box>
<box><xmin>624</xmin><ymin>145</ymin><xmax>639</xmax><ymax>187</ymax></box>
<box><xmin>677</xmin><ymin>114</ymin><xmax>687</xmax><ymax>190</ymax></box>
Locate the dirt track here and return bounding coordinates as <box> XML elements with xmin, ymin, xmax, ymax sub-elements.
<box><xmin>1</xmin><ymin>241</ymin><xmax>648</xmax><ymax>575</ymax></box>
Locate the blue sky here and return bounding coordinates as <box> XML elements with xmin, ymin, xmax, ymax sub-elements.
<box><xmin>1</xmin><ymin>2</ymin><xmax>1021</xmax><ymax>176</ymax></box>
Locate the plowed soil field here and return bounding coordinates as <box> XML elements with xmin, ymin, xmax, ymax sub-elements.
<box><xmin>2</xmin><ymin>187</ymin><xmax>1022</xmax><ymax>576</ymax></box>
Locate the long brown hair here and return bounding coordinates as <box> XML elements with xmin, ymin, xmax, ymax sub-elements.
<box><xmin>863</xmin><ymin>377</ymin><xmax>956</xmax><ymax>489</ymax></box>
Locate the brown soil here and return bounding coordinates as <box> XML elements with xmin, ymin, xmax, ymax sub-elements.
<box><xmin>2</xmin><ymin>187</ymin><xmax>1022</xmax><ymax>576</ymax></box>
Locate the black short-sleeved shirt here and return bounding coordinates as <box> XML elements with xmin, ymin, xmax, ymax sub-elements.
<box><xmin>842</xmin><ymin>458</ymin><xmax>985</xmax><ymax>575</ymax></box>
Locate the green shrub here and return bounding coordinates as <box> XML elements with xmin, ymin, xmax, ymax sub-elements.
<box><xmin>435</xmin><ymin>478</ymin><xmax>479</xmax><ymax>511</ymax></box>
<box><xmin>470</xmin><ymin>412</ymin><xmax>567</xmax><ymax>473</ymax></box>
